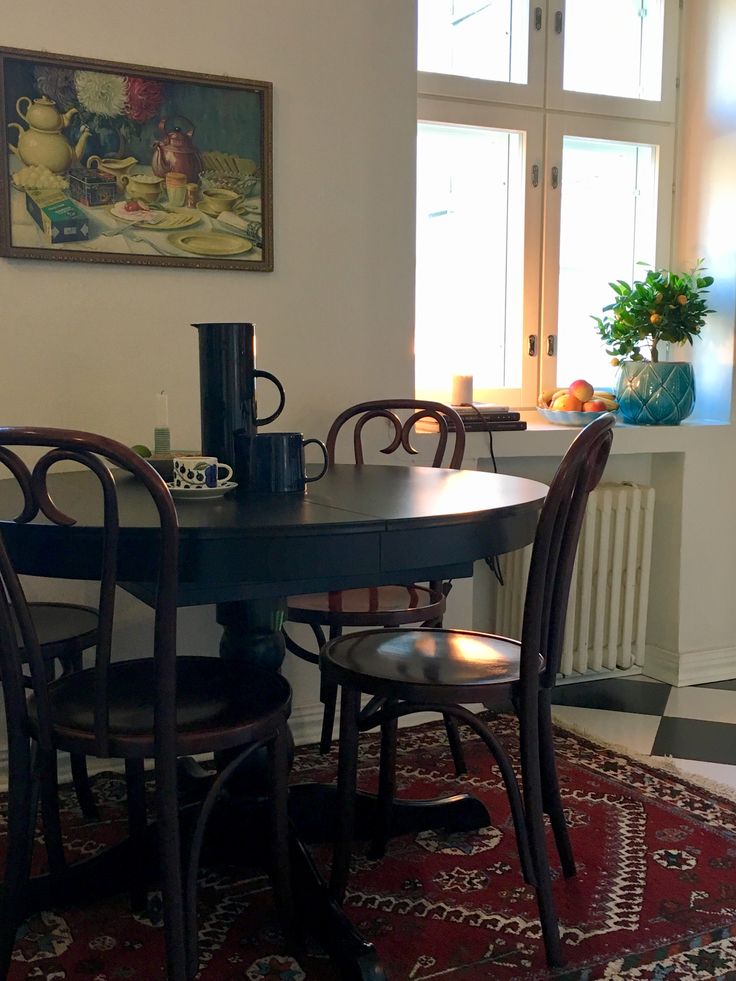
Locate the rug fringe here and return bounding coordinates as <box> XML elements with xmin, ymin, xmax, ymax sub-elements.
<box><xmin>552</xmin><ymin>717</ymin><xmax>736</xmax><ymax>805</ymax></box>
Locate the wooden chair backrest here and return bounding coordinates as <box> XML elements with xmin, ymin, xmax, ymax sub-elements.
<box><xmin>325</xmin><ymin>399</ymin><xmax>466</xmax><ymax>469</ymax></box>
<box><xmin>0</xmin><ymin>428</ymin><xmax>179</xmax><ymax>759</ymax></box>
<box><xmin>518</xmin><ymin>414</ymin><xmax>615</xmax><ymax>694</ymax></box>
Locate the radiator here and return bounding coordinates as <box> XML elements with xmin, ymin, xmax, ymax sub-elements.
<box><xmin>490</xmin><ymin>483</ymin><xmax>655</xmax><ymax>677</ymax></box>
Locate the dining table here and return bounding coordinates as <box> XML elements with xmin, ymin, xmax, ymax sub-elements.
<box><xmin>0</xmin><ymin>460</ymin><xmax>548</xmax><ymax>980</ymax></box>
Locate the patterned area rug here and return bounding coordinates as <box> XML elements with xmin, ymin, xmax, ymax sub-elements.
<box><xmin>6</xmin><ymin>714</ymin><xmax>736</xmax><ymax>980</ymax></box>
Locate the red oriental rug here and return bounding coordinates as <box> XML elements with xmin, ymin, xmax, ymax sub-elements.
<box><xmin>6</xmin><ymin>714</ymin><xmax>736</xmax><ymax>980</ymax></box>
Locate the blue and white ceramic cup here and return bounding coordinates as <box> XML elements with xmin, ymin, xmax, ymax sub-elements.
<box><xmin>173</xmin><ymin>455</ymin><xmax>233</xmax><ymax>489</ymax></box>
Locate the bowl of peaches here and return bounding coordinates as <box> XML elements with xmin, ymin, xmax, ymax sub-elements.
<box><xmin>537</xmin><ymin>379</ymin><xmax>619</xmax><ymax>426</ymax></box>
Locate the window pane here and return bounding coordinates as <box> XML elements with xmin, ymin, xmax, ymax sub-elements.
<box><xmin>563</xmin><ymin>0</ymin><xmax>664</xmax><ymax>101</ymax></box>
<box><xmin>418</xmin><ymin>0</ymin><xmax>529</xmax><ymax>84</ymax></box>
<box><xmin>415</xmin><ymin>122</ymin><xmax>526</xmax><ymax>394</ymax></box>
<box><xmin>555</xmin><ymin>136</ymin><xmax>658</xmax><ymax>388</ymax></box>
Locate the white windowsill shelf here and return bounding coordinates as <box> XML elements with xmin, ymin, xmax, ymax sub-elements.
<box><xmin>460</xmin><ymin>413</ymin><xmax>731</xmax><ymax>460</ymax></box>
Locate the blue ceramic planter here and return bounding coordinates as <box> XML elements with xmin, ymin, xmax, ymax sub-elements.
<box><xmin>616</xmin><ymin>361</ymin><xmax>695</xmax><ymax>425</ymax></box>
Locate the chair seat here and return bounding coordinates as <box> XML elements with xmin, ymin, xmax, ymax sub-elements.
<box><xmin>322</xmin><ymin>627</ymin><xmax>543</xmax><ymax>699</ymax></box>
<box><xmin>23</xmin><ymin>603</ymin><xmax>99</xmax><ymax>658</ymax></box>
<box><xmin>30</xmin><ymin>656</ymin><xmax>292</xmax><ymax>758</ymax></box>
<box><xmin>287</xmin><ymin>585</ymin><xmax>445</xmax><ymax>628</ymax></box>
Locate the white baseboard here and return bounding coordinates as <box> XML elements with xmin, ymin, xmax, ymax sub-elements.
<box><xmin>645</xmin><ymin>643</ymin><xmax>736</xmax><ymax>686</ymax></box>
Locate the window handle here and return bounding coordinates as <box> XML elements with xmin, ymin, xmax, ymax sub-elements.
<box><xmin>528</xmin><ymin>335</ymin><xmax>538</xmax><ymax>357</ymax></box>
<box><xmin>551</xmin><ymin>166</ymin><xmax>560</xmax><ymax>189</ymax></box>
<box><xmin>554</xmin><ymin>9</ymin><xmax>563</xmax><ymax>34</ymax></box>
<box><xmin>534</xmin><ymin>6</ymin><xmax>543</xmax><ymax>30</ymax></box>
<box><xmin>547</xmin><ymin>335</ymin><xmax>557</xmax><ymax>357</ymax></box>
<box><xmin>531</xmin><ymin>163</ymin><xmax>539</xmax><ymax>187</ymax></box>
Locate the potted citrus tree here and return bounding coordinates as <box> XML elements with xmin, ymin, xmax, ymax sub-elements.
<box><xmin>592</xmin><ymin>262</ymin><xmax>714</xmax><ymax>425</ymax></box>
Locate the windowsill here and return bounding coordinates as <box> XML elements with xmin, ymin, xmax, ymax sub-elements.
<box><xmin>460</xmin><ymin>412</ymin><xmax>732</xmax><ymax>460</ymax></box>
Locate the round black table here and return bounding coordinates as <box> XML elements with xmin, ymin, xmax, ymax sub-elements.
<box><xmin>0</xmin><ymin>462</ymin><xmax>547</xmax><ymax>980</ymax></box>
<box><xmin>1</xmin><ymin>462</ymin><xmax>545</xmax><ymax>592</ymax></box>
<box><xmin>0</xmin><ymin>462</ymin><xmax>546</xmax><ymax>669</ymax></box>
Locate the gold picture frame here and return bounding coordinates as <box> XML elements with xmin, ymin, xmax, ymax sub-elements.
<box><xmin>0</xmin><ymin>46</ymin><xmax>273</xmax><ymax>271</ymax></box>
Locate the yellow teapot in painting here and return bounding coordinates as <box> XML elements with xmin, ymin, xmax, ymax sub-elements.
<box><xmin>8</xmin><ymin>96</ymin><xmax>92</xmax><ymax>174</ymax></box>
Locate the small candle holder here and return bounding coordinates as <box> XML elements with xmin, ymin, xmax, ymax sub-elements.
<box><xmin>154</xmin><ymin>427</ymin><xmax>171</xmax><ymax>455</ymax></box>
<box><xmin>451</xmin><ymin>374</ymin><xmax>474</xmax><ymax>406</ymax></box>
<box><xmin>154</xmin><ymin>391</ymin><xmax>170</xmax><ymax>455</ymax></box>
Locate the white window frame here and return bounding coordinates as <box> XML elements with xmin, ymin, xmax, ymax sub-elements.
<box><xmin>418</xmin><ymin>2</ymin><xmax>546</xmax><ymax>109</ymax></box>
<box><xmin>540</xmin><ymin>115</ymin><xmax>676</xmax><ymax>393</ymax></box>
<box><xmin>416</xmin><ymin>99</ymin><xmax>544</xmax><ymax>407</ymax></box>
<box><xmin>415</xmin><ymin>0</ymin><xmax>681</xmax><ymax>408</ymax></box>
<box><xmin>545</xmin><ymin>0</ymin><xmax>680</xmax><ymax>123</ymax></box>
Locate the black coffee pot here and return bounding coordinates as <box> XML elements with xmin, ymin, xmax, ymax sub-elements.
<box><xmin>193</xmin><ymin>322</ymin><xmax>285</xmax><ymax>467</ymax></box>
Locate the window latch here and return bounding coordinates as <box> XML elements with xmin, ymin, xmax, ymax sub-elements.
<box><xmin>531</xmin><ymin>163</ymin><xmax>539</xmax><ymax>187</ymax></box>
<box><xmin>547</xmin><ymin>335</ymin><xmax>557</xmax><ymax>357</ymax></box>
<box><xmin>551</xmin><ymin>166</ymin><xmax>560</xmax><ymax>189</ymax></box>
<box><xmin>528</xmin><ymin>335</ymin><xmax>537</xmax><ymax>357</ymax></box>
<box><xmin>554</xmin><ymin>9</ymin><xmax>563</xmax><ymax>34</ymax></box>
<box><xmin>534</xmin><ymin>6</ymin><xmax>543</xmax><ymax>30</ymax></box>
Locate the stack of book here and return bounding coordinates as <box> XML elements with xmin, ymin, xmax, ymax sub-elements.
<box><xmin>446</xmin><ymin>403</ymin><xmax>526</xmax><ymax>432</ymax></box>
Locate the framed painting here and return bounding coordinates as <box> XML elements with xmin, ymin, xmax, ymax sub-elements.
<box><xmin>0</xmin><ymin>47</ymin><xmax>273</xmax><ymax>271</ymax></box>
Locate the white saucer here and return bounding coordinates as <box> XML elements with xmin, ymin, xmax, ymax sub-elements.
<box><xmin>167</xmin><ymin>481</ymin><xmax>237</xmax><ymax>501</ymax></box>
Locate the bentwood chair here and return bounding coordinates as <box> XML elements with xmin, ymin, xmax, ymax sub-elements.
<box><xmin>320</xmin><ymin>414</ymin><xmax>614</xmax><ymax>968</ymax></box>
<box><xmin>0</xmin><ymin>428</ymin><xmax>295</xmax><ymax>981</ymax></box>
<box><xmin>283</xmin><ymin>399</ymin><xmax>468</xmax><ymax>773</ymax></box>
<box><xmin>19</xmin><ymin>602</ymin><xmax>100</xmax><ymax>818</ymax></box>
<box><xmin>1</xmin><ymin>438</ymin><xmax>102</xmax><ymax>819</ymax></box>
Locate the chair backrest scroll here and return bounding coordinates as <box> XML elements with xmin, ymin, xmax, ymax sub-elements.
<box><xmin>325</xmin><ymin>399</ymin><xmax>466</xmax><ymax>469</ymax></box>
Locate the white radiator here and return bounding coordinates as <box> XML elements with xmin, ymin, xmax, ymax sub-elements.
<box><xmin>490</xmin><ymin>483</ymin><xmax>655</xmax><ymax>678</ymax></box>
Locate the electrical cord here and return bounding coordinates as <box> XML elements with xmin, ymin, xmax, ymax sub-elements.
<box><xmin>458</xmin><ymin>402</ymin><xmax>498</xmax><ymax>473</ymax></box>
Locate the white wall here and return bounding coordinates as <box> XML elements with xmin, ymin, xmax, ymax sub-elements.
<box><xmin>676</xmin><ymin>0</ymin><xmax>736</xmax><ymax>424</ymax></box>
<box><xmin>1</xmin><ymin>0</ymin><xmax>418</xmax><ymax>743</ymax></box>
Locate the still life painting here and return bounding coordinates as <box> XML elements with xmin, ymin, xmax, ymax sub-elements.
<box><xmin>0</xmin><ymin>47</ymin><xmax>273</xmax><ymax>271</ymax></box>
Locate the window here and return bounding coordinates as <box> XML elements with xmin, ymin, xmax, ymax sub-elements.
<box><xmin>416</xmin><ymin>0</ymin><xmax>679</xmax><ymax>407</ymax></box>
<box><xmin>415</xmin><ymin>120</ymin><xmax>526</xmax><ymax>395</ymax></box>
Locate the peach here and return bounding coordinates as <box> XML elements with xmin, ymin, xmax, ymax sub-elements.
<box><xmin>551</xmin><ymin>394</ymin><xmax>583</xmax><ymax>411</ymax></box>
<box><xmin>583</xmin><ymin>400</ymin><xmax>607</xmax><ymax>412</ymax></box>
<box><xmin>568</xmin><ymin>379</ymin><xmax>594</xmax><ymax>403</ymax></box>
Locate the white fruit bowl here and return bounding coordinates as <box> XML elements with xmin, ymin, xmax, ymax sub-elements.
<box><xmin>537</xmin><ymin>408</ymin><xmax>616</xmax><ymax>427</ymax></box>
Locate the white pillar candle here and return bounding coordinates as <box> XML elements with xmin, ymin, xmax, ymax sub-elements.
<box><xmin>450</xmin><ymin>374</ymin><xmax>473</xmax><ymax>405</ymax></box>
<box><xmin>155</xmin><ymin>391</ymin><xmax>169</xmax><ymax>429</ymax></box>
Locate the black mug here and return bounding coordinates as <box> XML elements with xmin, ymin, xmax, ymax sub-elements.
<box><xmin>234</xmin><ymin>432</ymin><xmax>329</xmax><ymax>493</ymax></box>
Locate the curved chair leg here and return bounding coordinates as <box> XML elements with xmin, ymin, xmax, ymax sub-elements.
<box><xmin>282</xmin><ymin>626</ymin><xmax>319</xmax><ymax>666</ymax></box>
<box><xmin>268</xmin><ymin>727</ymin><xmax>300</xmax><ymax>951</ymax></box>
<box><xmin>518</xmin><ymin>694</ymin><xmax>564</xmax><ymax>968</ymax></box>
<box><xmin>184</xmin><ymin>734</ymin><xmax>296</xmax><ymax>974</ymax></box>
<box><xmin>538</xmin><ymin>690</ymin><xmax>575</xmax><ymax>878</ymax></box>
<box><xmin>125</xmin><ymin>758</ymin><xmax>149</xmax><ymax>912</ymax></box>
<box><xmin>58</xmin><ymin>652</ymin><xmax>99</xmax><ymax>820</ymax></box>
<box><xmin>155</xmin><ymin>753</ymin><xmax>188</xmax><ymax>981</ymax></box>
<box><xmin>431</xmin><ymin>704</ymin><xmax>536</xmax><ymax>887</ymax></box>
<box><xmin>319</xmin><ymin>678</ymin><xmax>338</xmax><ymax>755</ymax></box>
<box><xmin>0</xmin><ymin>734</ymin><xmax>35</xmax><ymax>978</ymax></box>
<box><xmin>368</xmin><ymin>715</ymin><xmax>398</xmax><ymax>860</ymax></box>
<box><xmin>423</xmin><ymin>586</ymin><xmax>467</xmax><ymax>777</ymax></box>
<box><xmin>318</xmin><ymin>624</ymin><xmax>340</xmax><ymax>755</ymax></box>
<box><xmin>69</xmin><ymin>752</ymin><xmax>98</xmax><ymax>821</ymax></box>
<box><xmin>329</xmin><ymin>685</ymin><xmax>361</xmax><ymax>904</ymax></box>
<box><xmin>184</xmin><ymin>743</ymin><xmax>265</xmax><ymax>976</ymax></box>
<box><xmin>442</xmin><ymin>714</ymin><xmax>467</xmax><ymax>776</ymax></box>
<box><xmin>37</xmin><ymin>745</ymin><xmax>66</xmax><ymax>880</ymax></box>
